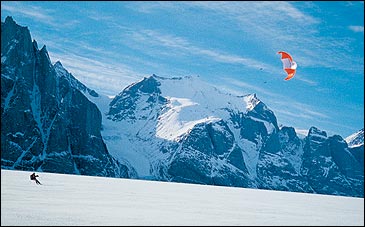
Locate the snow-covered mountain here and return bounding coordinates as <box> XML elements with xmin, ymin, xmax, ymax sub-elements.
<box><xmin>1</xmin><ymin>17</ymin><xmax>363</xmax><ymax>198</ymax></box>
<box><xmin>102</xmin><ymin>74</ymin><xmax>364</xmax><ymax>197</ymax></box>
<box><xmin>1</xmin><ymin>16</ymin><xmax>129</xmax><ymax>178</ymax></box>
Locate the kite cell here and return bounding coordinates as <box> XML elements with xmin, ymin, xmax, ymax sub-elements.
<box><xmin>278</xmin><ymin>51</ymin><xmax>297</xmax><ymax>80</ymax></box>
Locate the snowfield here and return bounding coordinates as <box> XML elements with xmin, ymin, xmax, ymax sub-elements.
<box><xmin>1</xmin><ymin>169</ymin><xmax>363</xmax><ymax>226</ymax></box>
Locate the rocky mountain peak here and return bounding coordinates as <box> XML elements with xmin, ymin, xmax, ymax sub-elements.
<box><xmin>4</xmin><ymin>16</ymin><xmax>16</xmax><ymax>26</ymax></box>
<box><xmin>1</xmin><ymin>17</ymin><xmax>126</xmax><ymax>178</ymax></box>
<box><xmin>308</xmin><ymin>126</ymin><xmax>327</xmax><ymax>140</ymax></box>
<box><xmin>32</xmin><ymin>39</ymin><xmax>38</xmax><ymax>50</ymax></box>
<box><xmin>1</xmin><ymin>16</ymin><xmax>33</xmax><ymax>66</ymax></box>
<box><xmin>54</xmin><ymin>60</ymin><xmax>63</xmax><ymax>68</ymax></box>
<box><xmin>244</xmin><ymin>93</ymin><xmax>260</xmax><ymax>110</ymax></box>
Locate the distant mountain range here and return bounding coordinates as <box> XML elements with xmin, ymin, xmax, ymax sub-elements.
<box><xmin>1</xmin><ymin>16</ymin><xmax>363</xmax><ymax>197</ymax></box>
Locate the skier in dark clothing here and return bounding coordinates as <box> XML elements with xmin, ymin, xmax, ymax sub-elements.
<box><xmin>30</xmin><ymin>172</ymin><xmax>41</xmax><ymax>185</ymax></box>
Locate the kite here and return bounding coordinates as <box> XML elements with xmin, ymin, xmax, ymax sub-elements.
<box><xmin>278</xmin><ymin>51</ymin><xmax>297</xmax><ymax>81</ymax></box>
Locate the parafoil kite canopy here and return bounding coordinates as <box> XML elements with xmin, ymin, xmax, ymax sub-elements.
<box><xmin>278</xmin><ymin>51</ymin><xmax>297</xmax><ymax>81</ymax></box>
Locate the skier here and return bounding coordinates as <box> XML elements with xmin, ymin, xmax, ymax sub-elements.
<box><xmin>30</xmin><ymin>172</ymin><xmax>42</xmax><ymax>185</ymax></box>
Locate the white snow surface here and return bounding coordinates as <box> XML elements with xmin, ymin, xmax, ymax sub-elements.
<box><xmin>153</xmin><ymin>75</ymin><xmax>259</xmax><ymax>141</ymax></box>
<box><xmin>1</xmin><ymin>169</ymin><xmax>363</xmax><ymax>226</ymax></box>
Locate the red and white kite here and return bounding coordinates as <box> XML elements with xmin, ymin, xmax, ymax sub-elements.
<box><xmin>278</xmin><ymin>51</ymin><xmax>297</xmax><ymax>81</ymax></box>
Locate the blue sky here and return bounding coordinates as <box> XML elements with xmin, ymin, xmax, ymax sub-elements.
<box><xmin>1</xmin><ymin>1</ymin><xmax>364</xmax><ymax>138</ymax></box>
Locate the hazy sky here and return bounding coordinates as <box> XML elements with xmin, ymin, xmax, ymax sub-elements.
<box><xmin>1</xmin><ymin>1</ymin><xmax>364</xmax><ymax>137</ymax></box>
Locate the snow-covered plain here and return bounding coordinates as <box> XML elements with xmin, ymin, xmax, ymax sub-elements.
<box><xmin>1</xmin><ymin>169</ymin><xmax>363</xmax><ymax>226</ymax></box>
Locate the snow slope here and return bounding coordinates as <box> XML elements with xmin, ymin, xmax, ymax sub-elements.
<box><xmin>346</xmin><ymin>128</ymin><xmax>364</xmax><ymax>148</ymax></box>
<box><xmin>1</xmin><ymin>169</ymin><xmax>363</xmax><ymax>226</ymax></box>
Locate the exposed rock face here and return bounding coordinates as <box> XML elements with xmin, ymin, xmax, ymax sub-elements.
<box><xmin>168</xmin><ymin>120</ymin><xmax>254</xmax><ymax>188</ymax></box>
<box><xmin>1</xmin><ymin>16</ymin><xmax>129</xmax><ymax>178</ymax></box>
<box><xmin>257</xmin><ymin>126</ymin><xmax>313</xmax><ymax>193</ymax></box>
<box><xmin>300</xmin><ymin>127</ymin><xmax>363</xmax><ymax>197</ymax></box>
